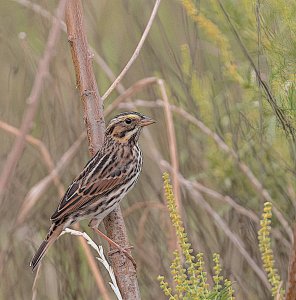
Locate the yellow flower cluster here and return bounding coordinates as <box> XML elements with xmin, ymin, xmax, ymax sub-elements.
<box><xmin>159</xmin><ymin>173</ymin><xmax>235</xmax><ymax>299</ymax></box>
<box><xmin>258</xmin><ymin>202</ymin><xmax>285</xmax><ymax>298</ymax></box>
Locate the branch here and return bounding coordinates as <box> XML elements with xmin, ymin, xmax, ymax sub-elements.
<box><xmin>65</xmin><ymin>0</ymin><xmax>104</xmax><ymax>155</ymax></box>
<box><xmin>65</xmin><ymin>1</ymin><xmax>140</xmax><ymax>298</ymax></box>
<box><xmin>101</xmin><ymin>0</ymin><xmax>162</xmax><ymax>101</ymax></box>
<box><xmin>62</xmin><ymin>228</ymin><xmax>122</xmax><ymax>300</ymax></box>
<box><xmin>0</xmin><ymin>120</ymin><xmax>64</xmax><ymax>195</ymax></box>
<box><xmin>0</xmin><ymin>0</ymin><xmax>66</xmax><ymax>197</ymax></box>
<box><xmin>104</xmin><ymin>77</ymin><xmax>158</xmax><ymax>116</ymax></box>
<box><xmin>16</xmin><ymin>132</ymin><xmax>86</xmax><ymax>225</ymax></box>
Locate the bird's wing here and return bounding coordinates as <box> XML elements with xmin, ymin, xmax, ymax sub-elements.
<box><xmin>50</xmin><ymin>153</ymin><xmax>129</xmax><ymax>222</ymax></box>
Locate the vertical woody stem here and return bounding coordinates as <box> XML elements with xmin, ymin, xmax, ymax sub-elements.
<box><xmin>65</xmin><ymin>1</ymin><xmax>140</xmax><ymax>299</ymax></box>
<box><xmin>65</xmin><ymin>0</ymin><xmax>104</xmax><ymax>154</ymax></box>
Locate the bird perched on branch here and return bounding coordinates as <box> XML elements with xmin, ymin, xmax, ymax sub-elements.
<box><xmin>30</xmin><ymin>111</ymin><xmax>155</xmax><ymax>271</ymax></box>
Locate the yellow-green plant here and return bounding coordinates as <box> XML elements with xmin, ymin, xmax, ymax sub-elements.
<box><xmin>258</xmin><ymin>202</ymin><xmax>285</xmax><ymax>299</ymax></box>
<box><xmin>181</xmin><ymin>0</ymin><xmax>243</xmax><ymax>84</ymax></box>
<box><xmin>158</xmin><ymin>173</ymin><xmax>235</xmax><ymax>299</ymax></box>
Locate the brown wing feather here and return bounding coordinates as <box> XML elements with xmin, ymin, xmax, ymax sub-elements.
<box><xmin>51</xmin><ymin>166</ymin><xmax>128</xmax><ymax>222</ymax></box>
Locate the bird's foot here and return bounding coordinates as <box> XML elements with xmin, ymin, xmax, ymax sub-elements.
<box><xmin>108</xmin><ymin>246</ymin><xmax>136</xmax><ymax>268</ymax></box>
<box><xmin>90</xmin><ymin>226</ymin><xmax>136</xmax><ymax>268</ymax></box>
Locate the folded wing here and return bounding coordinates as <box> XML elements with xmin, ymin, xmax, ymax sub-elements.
<box><xmin>51</xmin><ymin>154</ymin><xmax>128</xmax><ymax>222</ymax></box>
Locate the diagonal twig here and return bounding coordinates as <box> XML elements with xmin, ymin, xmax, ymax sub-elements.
<box><xmin>101</xmin><ymin>0</ymin><xmax>162</xmax><ymax>101</ymax></box>
<box><xmin>0</xmin><ymin>120</ymin><xmax>64</xmax><ymax>196</ymax></box>
<box><xmin>62</xmin><ymin>228</ymin><xmax>122</xmax><ymax>300</ymax></box>
<box><xmin>16</xmin><ymin>132</ymin><xmax>86</xmax><ymax>225</ymax></box>
<box><xmin>104</xmin><ymin>77</ymin><xmax>158</xmax><ymax>116</ymax></box>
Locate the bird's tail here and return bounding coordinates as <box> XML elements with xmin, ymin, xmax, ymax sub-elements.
<box><xmin>30</xmin><ymin>224</ymin><xmax>63</xmax><ymax>272</ymax></box>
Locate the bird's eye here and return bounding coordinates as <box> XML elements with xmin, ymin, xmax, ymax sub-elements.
<box><xmin>125</xmin><ymin>118</ymin><xmax>132</xmax><ymax>124</ymax></box>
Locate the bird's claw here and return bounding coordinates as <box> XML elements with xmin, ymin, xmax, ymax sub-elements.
<box><xmin>108</xmin><ymin>246</ymin><xmax>136</xmax><ymax>268</ymax></box>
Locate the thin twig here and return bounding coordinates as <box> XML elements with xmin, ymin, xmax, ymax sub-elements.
<box><xmin>31</xmin><ymin>263</ymin><xmax>41</xmax><ymax>300</ymax></box>
<box><xmin>0</xmin><ymin>0</ymin><xmax>66</xmax><ymax>196</ymax></box>
<box><xmin>158</xmin><ymin>79</ymin><xmax>181</xmax><ymax>214</ymax></box>
<box><xmin>101</xmin><ymin>0</ymin><xmax>162</xmax><ymax>101</ymax></box>
<box><xmin>62</xmin><ymin>228</ymin><xmax>122</xmax><ymax>300</ymax></box>
<box><xmin>72</xmin><ymin>224</ymin><xmax>112</xmax><ymax>300</ymax></box>
<box><xmin>104</xmin><ymin>77</ymin><xmax>158</xmax><ymax>116</ymax></box>
<box><xmin>0</xmin><ymin>120</ymin><xmax>64</xmax><ymax>195</ymax></box>
<box><xmin>255</xmin><ymin>0</ymin><xmax>263</xmax><ymax>139</ymax></box>
<box><xmin>16</xmin><ymin>132</ymin><xmax>86</xmax><ymax>225</ymax></box>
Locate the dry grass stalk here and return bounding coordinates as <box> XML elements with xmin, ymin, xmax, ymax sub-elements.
<box><xmin>31</xmin><ymin>263</ymin><xmax>41</xmax><ymax>300</ymax></box>
<box><xmin>73</xmin><ymin>225</ymin><xmax>112</xmax><ymax>300</ymax></box>
<box><xmin>0</xmin><ymin>120</ymin><xmax>64</xmax><ymax>196</ymax></box>
<box><xmin>104</xmin><ymin>77</ymin><xmax>158</xmax><ymax>116</ymax></box>
<box><xmin>158</xmin><ymin>79</ymin><xmax>181</xmax><ymax>216</ymax></box>
<box><xmin>0</xmin><ymin>0</ymin><xmax>66</xmax><ymax>196</ymax></box>
<box><xmin>16</xmin><ymin>132</ymin><xmax>86</xmax><ymax>225</ymax></box>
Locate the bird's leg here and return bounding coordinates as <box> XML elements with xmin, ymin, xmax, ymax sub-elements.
<box><xmin>89</xmin><ymin>224</ymin><xmax>136</xmax><ymax>268</ymax></box>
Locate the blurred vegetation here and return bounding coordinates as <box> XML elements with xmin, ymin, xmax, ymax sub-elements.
<box><xmin>158</xmin><ymin>173</ymin><xmax>235</xmax><ymax>299</ymax></box>
<box><xmin>0</xmin><ymin>0</ymin><xmax>296</xmax><ymax>299</ymax></box>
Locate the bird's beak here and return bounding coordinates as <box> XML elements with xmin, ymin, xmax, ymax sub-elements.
<box><xmin>140</xmin><ymin>116</ymin><xmax>156</xmax><ymax>127</ymax></box>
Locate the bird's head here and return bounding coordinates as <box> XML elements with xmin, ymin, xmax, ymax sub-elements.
<box><xmin>106</xmin><ymin>112</ymin><xmax>155</xmax><ymax>144</ymax></box>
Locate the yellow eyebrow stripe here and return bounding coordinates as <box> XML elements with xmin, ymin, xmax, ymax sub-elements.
<box><xmin>117</xmin><ymin>115</ymin><xmax>139</xmax><ymax>122</ymax></box>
